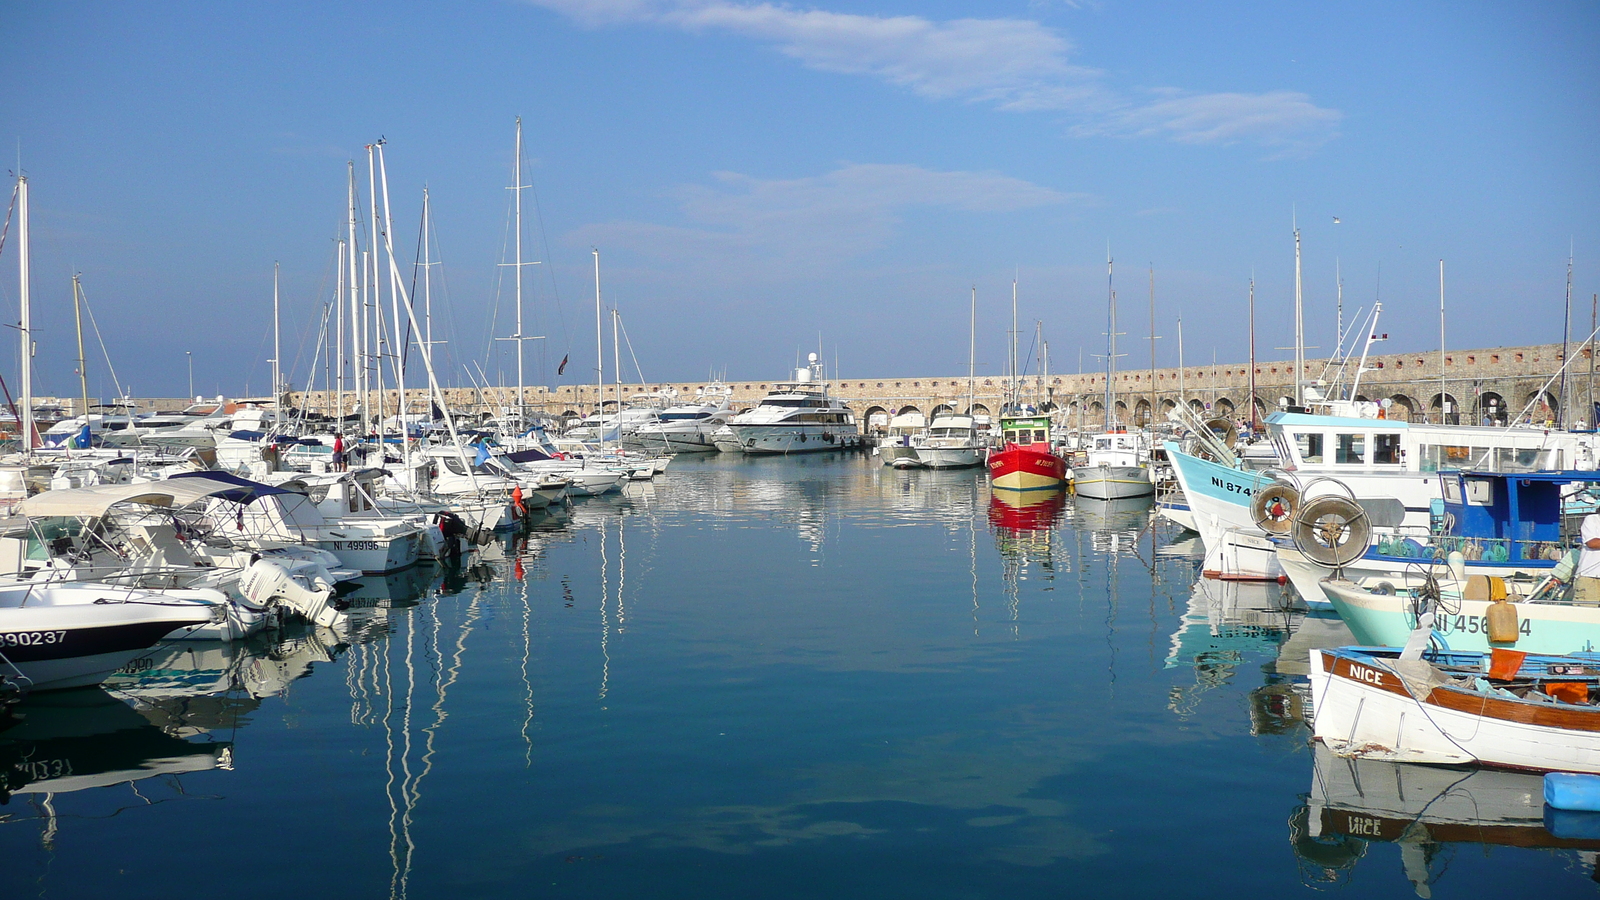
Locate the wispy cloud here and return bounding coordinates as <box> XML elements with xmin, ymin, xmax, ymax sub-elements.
<box><xmin>571</xmin><ymin>162</ymin><xmax>1078</xmax><ymax>274</ymax></box>
<box><xmin>526</xmin><ymin>1</ymin><xmax>1340</xmax><ymax>152</ymax></box>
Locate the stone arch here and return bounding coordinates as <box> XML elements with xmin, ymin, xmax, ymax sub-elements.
<box><xmin>1113</xmin><ymin>400</ymin><xmax>1130</xmax><ymax>427</ymax></box>
<box><xmin>1429</xmin><ymin>393</ymin><xmax>1460</xmax><ymax>425</ymax></box>
<box><xmin>1188</xmin><ymin>399</ymin><xmax>1206</xmax><ymax>415</ymax></box>
<box><xmin>967</xmin><ymin>402</ymin><xmax>991</xmax><ymax>418</ymax></box>
<box><xmin>894</xmin><ymin>405</ymin><xmax>922</xmax><ymax>418</ymax></box>
<box><xmin>1385</xmin><ymin>394</ymin><xmax>1418</xmax><ymax>422</ymax></box>
<box><xmin>560</xmin><ymin>409</ymin><xmax>581</xmax><ymax>421</ymax></box>
<box><xmin>1213</xmin><ymin>398</ymin><xmax>1235</xmax><ymax>418</ymax></box>
<box><xmin>1133</xmin><ymin>398</ymin><xmax>1152</xmax><ymax>426</ymax></box>
<box><xmin>1088</xmin><ymin>400</ymin><xmax>1105</xmax><ymax>427</ymax></box>
<box><xmin>1250</xmin><ymin>396</ymin><xmax>1269</xmax><ymax>421</ymax></box>
<box><xmin>930</xmin><ymin>403</ymin><xmax>954</xmax><ymax>417</ymax></box>
<box><xmin>864</xmin><ymin>406</ymin><xmax>890</xmax><ymax>433</ymax></box>
<box><xmin>1524</xmin><ymin>390</ymin><xmax>1558</xmax><ymax>425</ymax></box>
<box><xmin>1159</xmin><ymin>398</ymin><xmax>1177</xmax><ymax>415</ymax></box>
<box><xmin>1476</xmin><ymin>391</ymin><xmax>1506</xmax><ymax>426</ymax></box>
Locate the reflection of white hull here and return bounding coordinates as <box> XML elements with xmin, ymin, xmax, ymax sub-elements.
<box><xmin>879</xmin><ymin>445</ymin><xmax>919</xmax><ymax>466</ymax></box>
<box><xmin>1071</xmin><ymin>465</ymin><xmax>1153</xmax><ymax>499</ymax></box>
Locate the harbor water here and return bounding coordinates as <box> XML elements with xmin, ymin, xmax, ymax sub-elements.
<box><xmin>1</xmin><ymin>454</ymin><xmax>1591</xmax><ymax>897</ymax></box>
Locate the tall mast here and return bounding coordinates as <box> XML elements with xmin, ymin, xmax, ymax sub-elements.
<box><xmin>1148</xmin><ymin>265</ymin><xmax>1156</xmax><ymax>427</ymax></box>
<box><xmin>1335</xmin><ymin>257</ymin><xmax>1343</xmax><ymax>358</ymax></box>
<box><xmin>1439</xmin><ymin>260</ymin><xmax>1447</xmax><ymax>425</ymax></box>
<box><xmin>1010</xmin><ymin>277</ymin><xmax>1018</xmax><ymax>408</ymax></box>
<box><xmin>335</xmin><ymin>237</ymin><xmax>346</xmax><ymax>424</ymax></box>
<box><xmin>272</xmin><ymin>261</ymin><xmax>282</xmax><ymax>430</ymax></box>
<box><xmin>1105</xmin><ymin>251</ymin><xmax>1115</xmax><ymax>427</ymax></box>
<box><xmin>593</xmin><ymin>248</ymin><xmax>604</xmax><ymax>426</ymax></box>
<box><xmin>1293</xmin><ymin>217</ymin><xmax>1304</xmax><ymax>407</ymax></box>
<box><xmin>513</xmin><ymin>117</ymin><xmax>526</xmax><ymax>417</ymax></box>
<box><xmin>612</xmin><ymin>308</ymin><xmax>622</xmax><ymax>427</ymax></box>
<box><xmin>1562</xmin><ymin>248</ymin><xmax>1573</xmax><ymax>428</ymax></box>
<box><xmin>968</xmin><ymin>285</ymin><xmax>976</xmax><ymax>413</ymax></box>
<box><xmin>366</xmin><ymin>144</ymin><xmax>384</xmax><ymax>439</ymax></box>
<box><xmin>1248</xmin><ymin>278</ymin><xmax>1257</xmax><ymax>431</ymax></box>
<box><xmin>72</xmin><ymin>274</ymin><xmax>88</xmax><ymax>442</ymax></box>
<box><xmin>17</xmin><ymin>175</ymin><xmax>32</xmax><ymax>452</ymax></box>
<box><xmin>422</xmin><ymin>186</ymin><xmax>434</xmax><ymax>352</ymax></box>
<box><xmin>346</xmin><ymin>162</ymin><xmax>361</xmax><ymax>428</ymax></box>
<box><xmin>375</xmin><ymin>143</ymin><xmax>411</xmax><ymax>475</ymax></box>
<box><xmin>1177</xmin><ymin>315</ymin><xmax>1185</xmax><ymax>415</ymax></box>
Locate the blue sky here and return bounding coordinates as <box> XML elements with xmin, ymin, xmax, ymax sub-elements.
<box><xmin>1</xmin><ymin>1</ymin><xmax>1596</xmax><ymax>399</ymax></box>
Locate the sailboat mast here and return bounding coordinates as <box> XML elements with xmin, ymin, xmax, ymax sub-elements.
<box><xmin>1293</xmin><ymin>218</ymin><xmax>1304</xmax><ymax>408</ymax></box>
<box><xmin>376</xmin><ymin>143</ymin><xmax>410</xmax><ymax>474</ymax></box>
<box><xmin>1248</xmin><ymin>279</ymin><xmax>1257</xmax><ymax>431</ymax></box>
<box><xmin>513</xmin><ymin>117</ymin><xmax>526</xmax><ymax>419</ymax></box>
<box><xmin>422</xmin><ymin>186</ymin><xmax>433</xmax><ymax>352</ymax></box>
<box><xmin>346</xmin><ymin>162</ymin><xmax>360</xmax><ymax>428</ymax></box>
<box><xmin>72</xmin><ymin>274</ymin><xmax>88</xmax><ymax>439</ymax></box>
<box><xmin>1105</xmin><ymin>252</ymin><xmax>1115</xmax><ymax>427</ymax></box>
<box><xmin>968</xmin><ymin>285</ymin><xmax>976</xmax><ymax>412</ymax></box>
<box><xmin>1440</xmin><ymin>260</ymin><xmax>1447</xmax><ymax>425</ymax></box>
<box><xmin>1177</xmin><ymin>316</ymin><xmax>1185</xmax><ymax>414</ymax></box>
<box><xmin>1010</xmin><ymin>278</ymin><xmax>1018</xmax><ymax>409</ymax></box>
<box><xmin>273</xmin><ymin>262</ymin><xmax>282</xmax><ymax>430</ymax></box>
<box><xmin>17</xmin><ymin>174</ymin><xmax>32</xmax><ymax>452</ymax></box>
<box><xmin>593</xmin><ymin>249</ymin><xmax>604</xmax><ymax>425</ymax></box>
<box><xmin>1148</xmin><ymin>266</ymin><xmax>1155</xmax><ymax>427</ymax></box>
<box><xmin>335</xmin><ymin>238</ymin><xmax>346</xmax><ymax>424</ymax></box>
<box><xmin>612</xmin><ymin>308</ymin><xmax>621</xmax><ymax>428</ymax></box>
<box><xmin>366</xmin><ymin>144</ymin><xmax>385</xmax><ymax>440</ymax></box>
<box><xmin>1562</xmin><ymin>249</ymin><xmax>1573</xmax><ymax>428</ymax></box>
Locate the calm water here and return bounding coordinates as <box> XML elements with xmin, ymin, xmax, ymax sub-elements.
<box><xmin>2</xmin><ymin>454</ymin><xmax>1593</xmax><ymax>898</ymax></box>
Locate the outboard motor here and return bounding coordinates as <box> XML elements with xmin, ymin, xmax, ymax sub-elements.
<box><xmin>240</xmin><ymin>558</ymin><xmax>342</xmax><ymax>628</ymax></box>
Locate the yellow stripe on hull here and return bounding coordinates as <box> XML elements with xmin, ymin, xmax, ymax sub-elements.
<box><xmin>992</xmin><ymin>470</ymin><xmax>1066</xmax><ymax>491</ymax></box>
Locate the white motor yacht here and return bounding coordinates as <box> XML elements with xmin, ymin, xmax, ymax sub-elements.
<box><xmin>726</xmin><ymin>355</ymin><xmax>860</xmax><ymax>454</ymax></box>
<box><xmin>912</xmin><ymin>413</ymin><xmax>986</xmax><ymax>469</ymax></box>
<box><xmin>626</xmin><ymin>384</ymin><xmax>734</xmax><ymax>454</ymax></box>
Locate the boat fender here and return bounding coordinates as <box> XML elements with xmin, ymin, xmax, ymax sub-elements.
<box><xmin>1546</xmin><ymin>773</ymin><xmax>1600</xmax><ymax>813</ymax></box>
<box><xmin>1486</xmin><ymin>596</ymin><xmax>1519</xmax><ymax>644</ymax></box>
<box><xmin>798</xmin><ymin>433</ymin><xmax>806</xmax><ymax>443</ymax></box>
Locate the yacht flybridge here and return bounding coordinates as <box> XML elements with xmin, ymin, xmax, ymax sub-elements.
<box><xmin>726</xmin><ymin>355</ymin><xmax>862</xmax><ymax>454</ymax></box>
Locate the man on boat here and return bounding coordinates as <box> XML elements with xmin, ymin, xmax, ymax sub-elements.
<box><xmin>1579</xmin><ymin>510</ymin><xmax>1600</xmax><ymax>606</ymax></box>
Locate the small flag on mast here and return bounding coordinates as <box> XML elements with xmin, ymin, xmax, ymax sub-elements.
<box><xmin>557</xmin><ymin>353</ymin><xmax>569</xmax><ymax>376</ymax></box>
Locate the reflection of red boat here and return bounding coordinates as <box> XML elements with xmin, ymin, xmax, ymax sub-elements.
<box><xmin>986</xmin><ymin>414</ymin><xmax>1068</xmax><ymax>491</ymax></box>
<box><xmin>988</xmin><ymin>488</ymin><xmax>1068</xmax><ymax>533</ymax></box>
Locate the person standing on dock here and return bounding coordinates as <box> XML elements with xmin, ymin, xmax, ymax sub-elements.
<box><xmin>1578</xmin><ymin>510</ymin><xmax>1600</xmax><ymax>606</ymax></box>
<box><xmin>332</xmin><ymin>433</ymin><xmax>345</xmax><ymax>472</ymax></box>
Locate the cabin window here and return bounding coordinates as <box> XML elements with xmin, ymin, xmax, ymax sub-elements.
<box><xmin>1372</xmin><ymin>433</ymin><xmax>1402</xmax><ymax>465</ymax></box>
<box><xmin>1465</xmin><ymin>477</ymin><xmax>1494</xmax><ymax>506</ymax></box>
<box><xmin>443</xmin><ymin>458</ymin><xmax>468</xmax><ymax>476</ymax></box>
<box><xmin>1440</xmin><ymin>476</ymin><xmax>1462</xmax><ymax>505</ymax></box>
<box><xmin>1335</xmin><ymin>433</ymin><xmax>1365</xmax><ymax>464</ymax></box>
<box><xmin>1295</xmin><ymin>433</ymin><xmax>1324</xmax><ymax>464</ymax></box>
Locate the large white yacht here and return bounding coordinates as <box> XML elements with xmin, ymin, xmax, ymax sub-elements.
<box><xmin>625</xmin><ymin>384</ymin><xmax>734</xmax><ymax>454</ymax></box>
<box><xmin>726</xmin><ymin>355</ymin><xmax>861</xmax><ymax>454</ymax></box>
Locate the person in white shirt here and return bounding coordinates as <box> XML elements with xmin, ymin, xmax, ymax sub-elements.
<box><xmin>1578</xmin><ymin>511</ymin><xmax>1600</xmax><ymax>606</ymax></box>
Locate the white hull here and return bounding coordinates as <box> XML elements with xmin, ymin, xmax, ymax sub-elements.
<box><xmin>914</xmin><ymin>446</ymin><xmax>984</xmax><ymax>469</ymax></box>
<box><xmin>1070</xmin><ymin>465</ymin><xmax>1153</xmax><ymax>499</ymax></box>
<box><xmin>0</xmin><ymin>596</ymin><xmax>214</xmax><ymax>691</ymax></box>
<box><xmin>1310</xmin><ymin>648</ymin><xmax>1600</xmax><ymax>772</ymax></box>
<box><xmin>728</xmin><ymin>423</ymin><xmax>861</xmax><ymax>454</ymax></box>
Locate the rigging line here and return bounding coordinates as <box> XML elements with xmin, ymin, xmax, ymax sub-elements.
<box><xmin>0</xmin><ymin>181</ymin><xmax>17</xmax><ymax>262</ymax></box>
<box><xmin>481</xmin><ymin>177</ymin><xmax>515</xmax><ymax>385</ymax></box>
<box><xmin>525</xmin><ymin>169</ymin><xmax>568</xmax><ymax>377</ymax></box>
<box><xmin>617</xmin><ymin>312</ymin><xmax>647</xmax><ymax>385</ymax></box>
<box><xmin>73</xmin><ymin>279</ymin><xmax>127</xmax><ymax>399</ymax></box>
<box><xmin>287</xmin><ymin>241</ymin><xmax>340</xmax><ymax>395</ymax></box>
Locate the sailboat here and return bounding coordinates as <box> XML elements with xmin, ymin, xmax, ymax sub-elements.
<box><xmin>985</xmin><ymin>280</ymin><xmax>1068</xmax><ymax>490</ymax></box>
<box><xmin>1071</xmin><ymin>254</ymin><xmax>1154</xmax><ymax>499</ymax></box>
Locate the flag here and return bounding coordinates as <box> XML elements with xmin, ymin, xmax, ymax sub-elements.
<box><xmin>430</xmin><ymin>401</ymin><xmax>443</xmax><ymax>420</ymax></box>
<box><xmin>557</xmin><ymin>353</ymin><xmax>569</xmax><ymax>376</ymax></box>
<box><xmin>72</xmin><ymin>423</ymin><xmax>92</xmax><ymax>449</ymax></box>
<box><xmin>473</xmin><ymin>442</ymin><xmax>490</xmax><ymax>466</ymax></box>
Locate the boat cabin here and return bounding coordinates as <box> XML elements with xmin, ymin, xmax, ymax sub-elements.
<box><xmin>1001</xmin><ymin>415</ymin><xmax>1051</xmax><ymax>448</ymax></box>
<box><xmin>1437</xmin><ymin>469</ymin><xmax>1600</xmax><ymax>563</ymax></box>
<box><xmin>1266</xmin><ymin>411</ymin><xmax>1575</xmax><ymax>474</ymax></box>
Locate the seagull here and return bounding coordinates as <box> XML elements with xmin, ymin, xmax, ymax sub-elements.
<box><xmin>1332</xmin><ymin>216</ymin><xmax>1341</xmax><ymax>224</ymax></box>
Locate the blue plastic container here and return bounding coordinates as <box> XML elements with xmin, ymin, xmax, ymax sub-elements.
<box><xmin>1545</xmin><ymin>772</ymin><xmax>1600</xmax><ymax>811</ymax></box>
<box><xmin>1545</xmin><ymin>805</ymin><xmax>1600</xmax><ymax>840</ymax></box>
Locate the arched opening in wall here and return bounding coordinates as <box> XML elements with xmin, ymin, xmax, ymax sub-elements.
<box><xmin>1250</xmin><ymin>396</ymin><xmax>1269</xmax><ymax>425</ymax></box>
<box><xmin>1476</xmin><ymin>392</ymin><xmax>1506</xmax><ymax>427</ymax></box>
<box><xmin>1133</xmin><ymin>399</ymin><xmax>1152</xmax><ymax>426</ymax></box>
<box><xmin>1429</xmin><ymin>393</ymin><xmax>1460</xmax><ymax>425</ymax></box>
<box><xmin>864</xmin><ymin>406</ymin><xmax>890</xmax><ymax>433</ymax></box>
<box><xmin>930</xmin><ymin>404</ymin><xmax>954</xmax><ymax>417</ymax></box>
<box><xmin>1159</xmin><ymin>399</ymin><xmax>1177</xmax><ymax>415</ymax></box>
<box><xmin>1524</xmin><ymin>390</ymin><xmax>1559</xmax><ymax>426</ymax></box>
<box><xmin>1113</xmin><ymin>400</ymin><xmax>1130</xmax><ymax>428</ymax></box>
<box><xmin>1089</xmin><ymin>401</ymin><xmax>1105</xmax><ymax>428</ymax></box>
<box><xmin>1213</xmin><ymin>398</ymin><xmax>1235</xmax><ymax>419</ymax></box>
<box><xmin>893</xmin><ymin>405</ymin><xmax>922</xmax><ymax>418</ymax></box>
<box><xmin>1354</xmin><ymin>394</ymin><xmax>1371</xmax><ymax>403</ymax></box>
<box><xmin>560</xmin><ymin>409</ymin><xmax>580</xmax><ymax>421</ymax></box>
<box><xmin>967</xmin><ymin>403</ymin><xmax>991</xmax><ymax>419</ymax></box>
<box><xmin>1386</xmin><ymin>394</ymin><xmax>1418</xmax><ymax>422</ymax></box>
<box><xmin>1189</xmin><ymin>399</ymin><xmax>1206</xmax><ymax>415</ymax></box>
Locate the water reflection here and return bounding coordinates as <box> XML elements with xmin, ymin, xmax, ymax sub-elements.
<box><xmin>1292</xmin><ymin>744</ymin><xmax>1600</xmax><ymax>893</ymax></box>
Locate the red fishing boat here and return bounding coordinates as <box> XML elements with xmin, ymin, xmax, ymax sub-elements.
<box><xmin>986</xmin><ymin>413</ymin><xmax>1068</xmax><ymax>491</ymax></box>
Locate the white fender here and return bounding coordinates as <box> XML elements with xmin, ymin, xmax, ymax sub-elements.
<box><xmin>240</xmin><ymin>559</ymin><xmax>343</xmax><ymax>628</ymax></box>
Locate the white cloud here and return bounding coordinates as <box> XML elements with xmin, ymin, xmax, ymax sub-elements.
<box><xmin>526</xmin><ymin>0</ymin><xmax>1340</xmax><ymax>151</ymax></box>
<box><xmin>570</xmin><ymin>162</ymin><xmax>1079</xmax><ymax>272</ymax></box>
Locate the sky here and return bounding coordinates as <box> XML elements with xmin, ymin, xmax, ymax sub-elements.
<box><xmin>1</xmin><ymin>0</ymin><xmax>1597</xmax><ymax>400</ymax></box>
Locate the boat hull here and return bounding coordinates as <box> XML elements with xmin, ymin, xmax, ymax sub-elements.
<box><xmin>1070</xmin><ymin>464</ymin><xmax>1153</xmax><ymax>499</ymax></box>
<box><xmin>1320</xmin><ymin>577</ymin><xmax>1600</xmax><ymax>654</ymax></box>
<box><xmin>915</xmin><ymin>446</ymin><xmax>984</xmax><ymax>469</ymax></box>
<box><xmin>1310</xmin><ymin>647</ymin><xmax>1600</xmax><ymax>772</ymax></box>
<box><xmin>0</xmin><ymin>601</ymin><xmax>214</xmax><ymax>691</ymax></box>
<box><xmin>986</xmin><ymin>446</ymin><xmax>1068</xmax><ymax>491</ymax></box>
<box><xmin>729</xmin><ymin>424</ymin><xmax>862</xmax><ymax>454</ymax></box>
